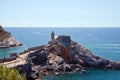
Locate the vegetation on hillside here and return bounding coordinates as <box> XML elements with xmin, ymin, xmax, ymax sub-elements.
<box><xmin>0</xmin><ymin>25</ymin><xmax>11</xmax><ymax>41</ymax></box>
<box><xmin>0</xmin><ymin>65</ymin><xmax>26</xmax><ymax>80</ymax></box>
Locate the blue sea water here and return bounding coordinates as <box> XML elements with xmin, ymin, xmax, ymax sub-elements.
<box><xmin>0</xmin><ymin>27</ymin><xmax>120</xmax><ymax>80</ymax></box>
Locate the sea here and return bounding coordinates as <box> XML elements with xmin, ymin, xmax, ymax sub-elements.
<box><xmin>0</xmin><ymin>27</ymin><xmax>120</xmax><ymax>80</ymax></box>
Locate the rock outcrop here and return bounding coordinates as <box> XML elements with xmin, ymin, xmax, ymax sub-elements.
<box><xmin>3</xmin><ymin>31</ymin><xmax>120</xmax><ymax>80</ymax></box>
<box><xmin>0</xmin><ymin>25</ymin><xmax>22</xmax><ymax>48</ymax></box>
<box><xmin>28</xmin><ymin>40</ymin><xmax>120</xmax><ymax>70</ymax></box>
<box><xmin>17</xmin><ymin>32</ymin><xmax>120</xmax><ymax>80</ymax></box>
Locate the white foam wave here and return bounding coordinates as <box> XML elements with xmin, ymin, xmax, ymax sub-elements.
<box><xmin>103</xmin><ymin>44</ymin><xmax>120</xmax><ymax>46</ymax></box>
<box><xmin>88</xmin><ymin>33</ymin><xmax>91</xmax><ymax>36</ymax></box>
<box><xmin>95</xmin><ymin>46</ymin><xmax>120</xmax><ymax>49</ymax></box>
<box><xmin>34</xmin><ymin>32</ymin><xmax>40</xmax><ymax>34</ymax></box>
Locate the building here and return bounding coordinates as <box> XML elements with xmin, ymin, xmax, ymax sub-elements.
<box><xmin>57</xmin><ymin>35</ymin><xmax>71</xmax><ymax>47</ymax></box>
<box><xmin>49</xmin><ymin>31</ymin><xmax>71</xmax><ymax>47</ymax></box>
<box><xmin>51</xmin><ymin>31</ymin><xmax>55</xmax><ymax>41</ymax></box>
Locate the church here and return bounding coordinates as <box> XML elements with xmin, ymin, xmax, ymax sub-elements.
<box><xmin>50</xmin><ymin>31</ymin><xmax>71</xmax><ymax>47</ymax></box>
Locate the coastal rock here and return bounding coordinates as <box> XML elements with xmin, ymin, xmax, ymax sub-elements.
<box><xmin>28</xmin><ymin>48</ymin><xmax>48</xmax><ymax>65</ymax></box>
<box><xmin>3</xmin><ymin>32</ymin><xmax>120</xmax><ymax>80</ymax></box>
<box><xmin>0</xmin><ymin>25</ymin><xmax>22</xmax><ymax>48</ymax></box>
<box><xmin>18</xmin><ymin>32</ymin><xmax>120</xmax><ymax>77</ymax></box>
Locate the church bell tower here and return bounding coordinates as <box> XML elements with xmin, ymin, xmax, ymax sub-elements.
<box><xmin>51</xmin><ymin>31</ymin><xmax>55</xmax><ymax>41</ymax></box>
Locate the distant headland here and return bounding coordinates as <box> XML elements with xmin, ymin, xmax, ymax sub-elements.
<box><xmin>0</xmin><ymin>25</ymin><xmax>23</xmax><ymax>49</ymax></box>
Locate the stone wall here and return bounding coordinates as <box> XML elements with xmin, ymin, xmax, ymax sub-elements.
<box><xmin>57</xmin><ymin>36</ymin><xmax>71</xmax><ymax>47</ymax></box>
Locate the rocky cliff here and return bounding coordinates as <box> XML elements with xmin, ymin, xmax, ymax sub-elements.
<box><xmin>16</xmin><ymin>34</ymin><xmax>120</xmax><ymax>79</ymax></box>
<box><xmin>0</xmin><ymin>25</ymin><xmax>22</xmax><ymax>48</ymax></box>
<box><xmin>3</xmin><ymin>32</ymin><xmax>120</xmax><ymax>80</ymax></box>
<box><xmin>28</xmin><ymin>40</ymin><xmax>120</xmax><ymax>71</ymax></box>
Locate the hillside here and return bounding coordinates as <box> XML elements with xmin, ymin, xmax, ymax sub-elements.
<box><xmin>0</xmin><ymin>25</ymin><xmax>22</xmax><ymax>48</ymax></box>
<box><xmin>0</xmin><ymin>25</ymin><xmax>11</xmax><ymax>41</ymax></box>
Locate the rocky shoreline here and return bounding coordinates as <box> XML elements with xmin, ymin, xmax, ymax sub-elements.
<box><xmin>1</xmin><ymin>31</ymin><xmax>120</xmax><ymax>80</ymax></box>
<box><xmin>0</xmin><ymin>36</ymin><xmax>23</xmax><ymax>49</ymax></box>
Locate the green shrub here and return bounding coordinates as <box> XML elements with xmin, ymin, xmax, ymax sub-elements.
<box><xmin>0</xmin><ymin>65</ymin><xmax>26</xmax><ymax>80</ymax></box>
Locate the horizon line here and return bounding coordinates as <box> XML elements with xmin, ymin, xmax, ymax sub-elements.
<box><xmin>3</xmin><ymin>26</ymin><xmax>120</xmax><ymax>28</ymax></box>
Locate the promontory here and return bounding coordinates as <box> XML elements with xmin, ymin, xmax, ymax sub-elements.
<box><xmin>0</xmin><ymin>25</ymin><xmax>22</xmax><ymax>49</ymax></box>
<box><xmin>1</xmin><ymin>31</ymin><xmax>120</xmax><ymax>80</ymax></box>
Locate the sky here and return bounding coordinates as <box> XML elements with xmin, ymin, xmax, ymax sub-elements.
<box><xmin>1</xmin><ymin>0</ymin><xmax>120</xmax><ymax>27</ymax></box>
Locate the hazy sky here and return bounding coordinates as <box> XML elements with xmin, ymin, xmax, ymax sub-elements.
<box><xmin>1</xmin><ymin>0</ymin><xmax>120</xmax><ymax>27</ymax></box>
